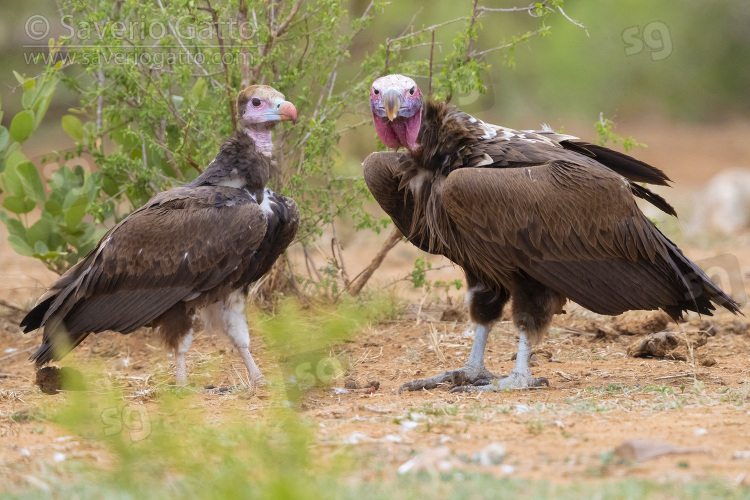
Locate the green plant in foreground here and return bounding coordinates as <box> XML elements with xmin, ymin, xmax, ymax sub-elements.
<box><xmin>0</xmin><ymin>0</ymin><xmax>570</xmax><ymax>296</ymax></box>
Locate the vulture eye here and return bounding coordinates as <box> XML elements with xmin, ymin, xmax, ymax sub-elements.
<box><xmin>373</xmin><ymin>89</ymin><xmax>379</xmax><ymax>95</ymax></box>
<box><xmin>251</xmin><ymin>98</ymin><xmax>261</xmax><ymax>107</ymax></box>
<box><xmin>409</xmin><ymin>87</ymin><xmax>415</xmax><ymax>95</ymax></box>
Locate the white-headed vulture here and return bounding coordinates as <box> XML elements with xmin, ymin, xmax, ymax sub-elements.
<box><xmin>364</xmin><ymin>74</ymin><xmax>741</xmax><ymax>393</ymax></box>
<box><xmin>21</xmin><ymin>85</ymin><xmax>299</xmax><ymax>388</ymax></box>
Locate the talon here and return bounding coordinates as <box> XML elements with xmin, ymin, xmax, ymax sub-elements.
<box><xmin>473</xmin><ymin>378</ymin><xmax>491</xmax><ymax>386</ymax></box>
<box><xmin>449</xmin><ymin>385</ymin><xmax>472</xmax><ymax>394</ymax></box>
<box><xmin>531</xmin><ymin>377</ymin><xmax>549</xmax><ymax>387</ymax></box>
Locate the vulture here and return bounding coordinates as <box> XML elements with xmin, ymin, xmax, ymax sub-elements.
<box><xmin>21</xmin><ymin>85</ymin><xmax>299</xmax><ymax>388</ymax></box>
<box><xmin>364</xmin><ymin>74</ymin><xmax>741</xmax><ymax>393</ymax></box>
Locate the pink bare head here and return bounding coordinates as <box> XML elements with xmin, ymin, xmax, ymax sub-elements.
<box><xmin>369</xmin><ymin>74</ymin><xmax>423</xmax><ymax>151</ymax></box>
<box><xmin>237</xmin><ymin>85</ymin><xmax>297</xmax><ymax>127</ymax></box>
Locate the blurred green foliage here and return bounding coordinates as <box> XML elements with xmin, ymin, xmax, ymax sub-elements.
<box><xmin>0</xmin><ymin>0</ymin><xmax>564</xmax><ymax>282</ymax></box>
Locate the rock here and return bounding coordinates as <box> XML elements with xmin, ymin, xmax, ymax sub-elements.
<box><xmin>613</xmin><ymin>438</ymin><xmax>710</xmax><ymax>463</ymax></box>
<box><xmin>344</xmin><ymin>381</ymin><xmax>358</xmax><ymax>389</ymax></box>
<box><xmin>627</xmin><ymin>331</ymin><xmax>709</xmax><ymax>361</ymax></box>
<box><xmin>612</xmin><ymin>311</ymin><xmax>670</xmax><ymax>336</ymax></box>
<box><xmin>35</xmin><ymin>367</ymin><xmax>85</xmax><ymax>395</ymax></box>
<box><xmin>473</xmin><ymin>443</ymin><xmax>506</xmax><ymax>466</ymax></box>
<box><xmin>398</xmin><ymin>446</ymin><xmax>464</xmax><ymax>474</ymax></box>
<box><xmin>716</xmin><ymin>318</ymin><xmax>749</xmax><ymax>336</ymax></box>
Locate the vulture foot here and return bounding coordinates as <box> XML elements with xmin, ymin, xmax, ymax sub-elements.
<box><xmin>449</xmin><ymin>372</ymin><xmax>549</xmax><ymax>393</ymax></box>
<box><xmin>398</xmin><ymin>365</ymin><xmax>498</xmax><ymax>393</ymax></box>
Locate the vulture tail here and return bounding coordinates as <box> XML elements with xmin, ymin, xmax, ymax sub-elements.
<box><xmin>660</xmin><ymin>236</ymin><xmax>743</xmax><ymax>320</ymax></box>
<box><xmin>630</xmin><ymin>183</ymin><xmax>678</xmax><ymax>217</ymax></box>
<box><xmin>29</xmin><ymin>342</ymin><xmax>55</xmax><ymax>367</ymax></box>
<box><xmin>563</xmin><ymin>141</ymin><xmax>672</xmax><ymax>186</ymax></box>
<box><xmin>20</xmin><ymin>295</ymin><xmax>56</xmax><ymax>333</ymax></box>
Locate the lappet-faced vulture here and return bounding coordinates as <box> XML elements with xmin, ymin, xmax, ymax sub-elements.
<box><xmin>21</xmin><ymin>85</ymin><xmax>299</xmax><ymax>388</ymax></box>
<box><xmin>364</xmin><ymin>74</ymin><xmax>741</xmax><ymax>393</ymax></box>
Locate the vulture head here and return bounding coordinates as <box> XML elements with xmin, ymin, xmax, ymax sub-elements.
<box><xmin>237</xmin><ymin>85</ymin><xmax>297</xmax><ymax>154</ymax></box>
<box><xmin>370</xmin><ymin>74</ymin><xmax>423</xmax><ymax>151</ymax></box>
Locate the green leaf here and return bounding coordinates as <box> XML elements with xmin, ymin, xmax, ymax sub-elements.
<box><xmin>26</xmin><ymin>218</ymin><xmax>52</xmax><ymax>245</ymax></box>
<box><xmin>33</xmin><ymin>240</ymin><xmax>49</xmax><ymax>255</ymax></box>
<box><xmin>191</xmin><ymin>79</ymin><xmax>207</xmax><ymax>101</ymax></box>
<box><xmin>0</xmin><ymin>213</ymin><xmax>27</xmax><ymax>239</ymax></box>
<box><xmin>9</xmin><ymin>110</ymin><xmax>34</xmax><ymax>143</ymax></box>
<box><xmin>7</xmin><ymin>235</ymin><xmax>34</xmax><ymax>256</ymax></box>
<box><xmin>62</xmin><ymin>115</ymin><xmax>84</xmax><ymax>141</ymax></box>
<box><xmin>17</xmin><ymin>162</ymin><xmax>46</xmax><ymax>203</ymax></box>
<box><xmin>0</xmin><ymin>126</ymin><xmax>9</xmax><ymax>151</ymax></box>
<box><xmin>2</xmin><ymin>195</ymin><xmax>36</xmax><ymax>214</ymax></box>
<box><xmin>12</xmin><ymin>71</ymin><xmax>25</xmax><ymax>85</ymax></box>
<box><xmin>64</xmin><ymin>196</ymin><xmax>88</xmax><ymax>228</ymax></box>
<box><xmin>44</xmin><ymin>197</ymin><xmax>63</xmax><ymax>216</ymax></box>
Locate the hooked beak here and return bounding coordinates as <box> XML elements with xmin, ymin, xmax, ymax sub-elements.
<box><xmin>268</xmin><ymin>99</ymin><xmax>298</xmax><ymax>124</ymax></box>
<box><xmin>383</xmin><ymin>89</ymin><xmax>401</xmax><ymax>121</ymax></box>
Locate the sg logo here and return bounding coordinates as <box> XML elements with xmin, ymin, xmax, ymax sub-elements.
<box><xmin>101</xmin><ymin>404</ymin><xmax>152</xmax><ymax>442</ymax></box>
<box><xmin>622</xmin><ymin>21</ymin><xmax>673</xmax><ymax>61</ymax></box>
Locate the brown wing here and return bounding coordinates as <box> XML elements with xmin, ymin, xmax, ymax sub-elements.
<box><xmin>363</xmin><ymin>151</ymin><xmax>434</xmax><ymax>254</ymax></box>
<box><xmin>23</xmin><ymin>186</ymin><xmax>267</xmax><ymax>364</ymax></box>
<box><xmin>442</xmin><ymin>161</ymin><xmax>737</xmax><ymax>318</ymax></box>
<box><xmin>420</xmin><ymin>101</ymin><xmax>676</xmax><ymax>216</ymax></box>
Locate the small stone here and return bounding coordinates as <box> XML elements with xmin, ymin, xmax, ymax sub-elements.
<box><xmin>473</xmin><ymin>443</ymin><xmax>506</xmax><ymax>466</ymax></box>
<box><xmin>344</xmin><ymin>381</ymin><xmax>358</xmax><ymax>390</ymax></box>
<box><xmin>693</xmin><ymin>428</ymin><xmax>708</xmax><ymax>436</ymax></box>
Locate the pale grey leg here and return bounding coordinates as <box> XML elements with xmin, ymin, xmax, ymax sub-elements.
<box><xmin>174</xmin><ymin>329</ymin><xmax>194</xmax><ymax>386</ymax></box>
<box><xmin>399</xmin><ymin>323</ymin><xmax>499</xmax><ymax>393</ymax></box>
<box><xmin>451</xmin><ymin>330</ymin><xmax>549</xmax><ymax>393</ymax></box>
<box><xmin>221</xmin><ymin>291</ymin><xmax>265</xmax><ymax>389</ymax></box>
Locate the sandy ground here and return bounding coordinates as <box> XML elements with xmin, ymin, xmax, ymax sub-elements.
<box><xmin>1</xmin><ymin>120</ymin><xmax>750</xmax><ymax>489</ymax></box>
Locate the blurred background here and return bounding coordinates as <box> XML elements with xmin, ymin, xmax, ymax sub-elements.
<box><xmin>2</xmin><ymin>1</ymin><xmax>748</xmax><ymax>182</ymax></box>
<box><xmin>1</xmin><ymin>0</ymin><xmax>749</xmax><ymax>301</ymax></box>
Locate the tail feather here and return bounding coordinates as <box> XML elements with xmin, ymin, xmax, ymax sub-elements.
<box><xmin>661</xmin><ymin>236</ymin><xmax>742</xmax><ymax>319</ymax></box>
<box><xmin>562</xmin><ymin>140</ymin><xmax>672</xmax><ymax>186</ymax></box>
<box><xmin>20</xmin><ymin>296</ymin><xmax>55</xmax><ymax>332</ymax></box>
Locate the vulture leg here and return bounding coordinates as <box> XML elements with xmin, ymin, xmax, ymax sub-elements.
<box><xmin>398</xmin><ymin>277</ymin><xmax>508</xmax><ymax>393</ymax></box>
<box><xmin>174</xmin><ymin>329</ymin><xmax>194</xmax><ymax>386</ymax></box>
<box><xmin>207</xmin><ymin>291</ymin><xmax>266</xmax><ymax>388</ymax></box>
<box><xmin>155</xmin><ymin>302</ymin><xmax>195</xmax><ymax>386</ymax></box>
<box><xmin>452</xmin><ymin>276</ymin><xmax>562</xmax><ymax>392</ymax></box>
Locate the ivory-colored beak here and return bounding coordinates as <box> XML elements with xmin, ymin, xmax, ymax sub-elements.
<box><xmin>383</xmin><ymin>89</ymin><xmax>401</xmax><ymax>121</ymax></box>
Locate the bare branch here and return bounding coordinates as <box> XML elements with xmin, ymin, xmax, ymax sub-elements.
<box><xmin>557</xmin><ymin>5</ymin><xmax>588</xmax><ymax>35</ymax></box>
<box><xmin>199</xmin><ymin>0</ymin><xmax>237</xmax><ymax>129</ymax></box>
<box><xmin>347</xmin><ymin>227</ymin><xmax>403</xmax><ymax>296</ymax></box>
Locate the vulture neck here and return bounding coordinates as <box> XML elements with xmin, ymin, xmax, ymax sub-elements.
<box><xmin>411</xmin><ymin>100</ymin><xmax>474</xmax><ymax>175</ymax></box>
<box><xmin>189</xmin><ymin>131</ymin><xmax>271</xmax><ymax>201</ymax></box>
<box><xmin>243</xmin><ymin>123</ymin><xmax>275</xmax><ymax>156</ymax></box>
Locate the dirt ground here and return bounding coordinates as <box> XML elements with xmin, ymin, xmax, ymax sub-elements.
<box><xmin>1</xmin><ymin>121</ymin><xmax>750</xmax><ymax>490</ymax></box>
<box><xmin>2</xmin><ymin>237</ymin><xmax>750</xmax><ymax>489</ymax></box>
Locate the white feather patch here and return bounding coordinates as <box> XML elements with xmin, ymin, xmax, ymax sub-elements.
<box><xmin>218</xmin><ymin>178</ymin><xmax>244</xmax><ymax>189</ymax></box>
<box><xmin>409</xmin><ymin>170</ymin><xmax>431</xmax><ymax>194</ymax></box>
<box><xmin>475</xmin><ymin>153</ymin><xmax>493</xmax><ymax>167</ymax></box>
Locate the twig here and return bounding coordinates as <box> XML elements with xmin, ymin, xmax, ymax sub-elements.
<box><xmin>156</xmin><ymin>0</ymin><xmax>220</xmax><ymax>88</ymax></box>
<box><xmin>0</xmin><ymin>299</ymin><xmax>29</xmax><ymax>314</ymax></box>
<box><xmin>428</xmin><ymin>324</ymin><xmax>446</xmax><ymax>363</ymax></box>
<box><xmin>0</xmin><ymin>347</ymin><xmax>36</xmax><ymax>363</ymax></box>
<box><xmin>428</xmin><ymin>30</ymin><xmax>435</xmax><ymax>96</ymax></box>
<box><xmin>557</xmin><ymin>5</ymin><xmax>588</xmax><ymax>35</ymax></box>
<box><xmin>347</xmin><ymin>227</ymin><xmax>403</xmax><ymax>296</ymax></box>
<box><xmin>199</xmin><ymin>0</ymin><xmax>237</xmax><ymax>129</ymax></box>
<box><xmin>237</xmin><ymin>0</ymin><xmax>251</xmax><ymax>88</ymax></box>
<box><xmin>654</xmin><ymin>373</ymin><xmax>696</xmax><ymax>380</ymax></box>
